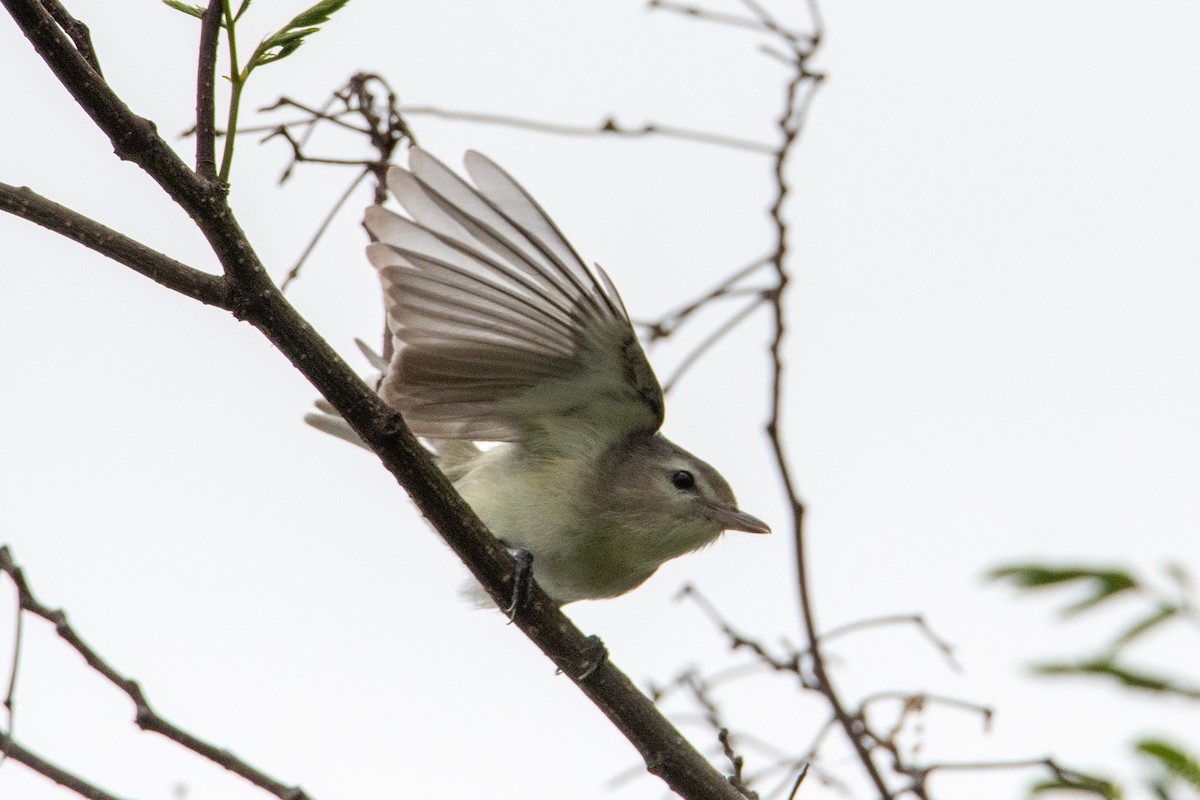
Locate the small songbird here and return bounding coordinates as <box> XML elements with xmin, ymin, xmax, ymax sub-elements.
<box><xmin>309</xmin><ymin>148</ymin><xmax>769</xmax><ymax>607</ymax></box>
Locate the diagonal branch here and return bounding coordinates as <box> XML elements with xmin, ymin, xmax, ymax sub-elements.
<box><xmin>0</xmin><ymin>732</ymin><xmax>125</xmax><ymax>800</ymax></box>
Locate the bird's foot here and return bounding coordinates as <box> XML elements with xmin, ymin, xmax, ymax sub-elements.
<box><xmin>504</xmin><ymin>547</ymin><xmax>534</xmax><ymax>622</ymax></box>
<box><xmin>576</xmin><ymin>635</ymin><xmax>608</xmax><ymax>680</ymax></box>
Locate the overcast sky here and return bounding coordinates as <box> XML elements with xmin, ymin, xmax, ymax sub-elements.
<box><xmin>2</xmin><ymin>2</ymin><xmax>1199</xmax><ymax>799</ymax></box>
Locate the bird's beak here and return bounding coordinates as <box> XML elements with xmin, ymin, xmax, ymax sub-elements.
<box><xmin>706</xmin><ymin>504</ymin><xmax>771</xmax><ymax>534</ymax></box>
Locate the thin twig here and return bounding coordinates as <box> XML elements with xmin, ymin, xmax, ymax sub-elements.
<box><xmin>255</xmin><ymin>99</ymin><xmax>368</xmax><ymax>135</ymax></box>
<box><xmin>820</xmin><ymin>614</ymin><xmax>961</xmax><ymax>672</ymax></box>
<box><xmin>751</xmin><ymin>6</ymin><xmax>888</xmax><ymax>793</ymax></box>
<box><xmin>397</xmin><ymin>106</ymin><xmax>776</xmax><ymax>154</ymax></box>
<box><xmin>0</xmin><ymin>732</ymin><xmax>126</xmax><ymax>800</ymax></box>
<box><xmin>663</xmin><ymin>295</ymin><xmax>767</xmax><ymax>394</ymax></box>
<box><xmin>785</xmin><ymin>763</ymin><xmax>809</xmax><ymax>800</ymax></box>
<box><xmin>639</xmin><ymin>254</ymin><xmax>772</xmax><ymax>343</ymax></box>
<box><xmin>719</xmin><ymin>728</ymin><xmax>758</xmax><ymax>799</ymax></box>
<box><xmin>676</xmin><ymin>585</ymin><xmax>803</xmax><ymax>674</ymax></box>
<box><xmin>263</xmin><ymin>125</ymin><xmax>380</xmax><ymax>168</ymax></box>
<box><xmin>40</xmin><ymin>0</ymin><xmax>101</xmax><ymax>75</ymax></box>
<box><xmin>280</xmin><ymin>167</ymin><xmax>371</xmax><ymax>292</ymax></box>
<box><xmin>0</xmin><ymin>578</ymin><xmax>22</xmax><ymax>768</ymax></box>
<box><xmin>648</xmin><ymin>0</ymin><xmax>810</xmax><ymax>41</ymax></box>
<box><xmin>737</xmin><ymin>0</ymin><xmax>811</xmax><ymax>48</ymax></box>
<box><xmin>857</xmin><ymin>691</ymin><xmax>994</xmax><ymax>729</ymax></box>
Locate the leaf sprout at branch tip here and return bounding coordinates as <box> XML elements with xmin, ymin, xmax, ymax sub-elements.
<box><xmin>163</xmin><ymin>0</ymin><xmax>353</xmax><ymax>182</ymax></box>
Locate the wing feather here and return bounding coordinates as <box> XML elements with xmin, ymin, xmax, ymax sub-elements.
<box><xmin>363</xmin><ymin>148</ymin><xmax>664</xmax><ymax>447</ymax></box>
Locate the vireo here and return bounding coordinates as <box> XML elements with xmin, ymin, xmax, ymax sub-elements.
<box><xmin>309</xmin><ymin>149</ymin><xmax>769</xmax><ymax>606</ymax></box>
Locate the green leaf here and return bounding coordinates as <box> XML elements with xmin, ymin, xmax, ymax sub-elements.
<box><xmin>1030</xmin><ymin>774</ymin><xmax>1122</xmax><ymax>799</ymax></box>
<box><xmin>251</xmin><ymin>0</ymin><xmax>352</xmax><ymax>68</ymax></box>
<box><xmin>1031</xmin><ymin>659</ymin><xmax>1200</xmax><ymax>699</ymax></box>
<box><xmin>1106</xmin><ymin>603</ymin><xmax>1179</xmax><ymax>655</ymax></box>
<box><xmin>988</xmin><ymin>564</ymin><xmax>1138</xmax><ymax>616</ymax></box>
<box><xmin>162</xmin><ymin>0</ymin><xmax>206</xmax><ymax>18</ymax></box>
<box><xmin>288</xmin><ymin>0</ymin><xmax>353</xmax><ymax>28</ymax></box>
<box><xmin>1136</xmin><ymin>739</ymin><xmax>1200</xmax><ymax>790</ymax></box>
<box><xmin>1164</xmin><ymin>561</ymin><xmax>1192</xmax><ymax>593</ymax></box>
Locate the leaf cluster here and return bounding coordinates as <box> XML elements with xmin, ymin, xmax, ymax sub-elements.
<box><xmin>989</xmin><ymin>562</ymin><xmax>1200</xmax><ymax>799</ymax></box>
<box><xmin>162</xmin><ymin>0</ymin><xmax>353</xmax><ymax>182</ymax></box>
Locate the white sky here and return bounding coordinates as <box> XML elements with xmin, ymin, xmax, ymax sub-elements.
<box><xmin>2</xmin><ymin>1</ymin><xmax>1199</xmax><ymax>799</ymax></box>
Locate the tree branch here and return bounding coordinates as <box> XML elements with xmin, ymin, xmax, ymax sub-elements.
<box><xmin>39</xmin><ymin>0</ymin><xmax>101</xmax><ymax>75</ymax></box>
<box><xmin>0</xmin><ymin>182</ymin><xmax>230</xmax><ymax>308</ymax></box>
<box><xmin>747</xmin><ymin>3</ymin><xmax>896</xmax><ymax>796</ymax></box>
<box><xmin>194</xmin><ymin>0</ymin><xmax>222</xmax><ymax>179</ymax></box>
<box><xmin>0</xmin><ymin>731</ymin><xmax>125</xmax><ymax>800</ymax></box>
<box><xmin>395</xmin><ymin>106</ymin><xmax>775</xmax><ymax>153</ymax></box>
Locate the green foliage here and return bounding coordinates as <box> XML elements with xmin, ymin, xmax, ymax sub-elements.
<box><xmin>1030</xmin><ymin>772</ymin><xmax>1122</xmax><ymax>799</ymax></box>
<box><xmin>1031</xmin><ymin>659</ymin><xmax>1200</xmax><ymax>699</ymax></box>
<box><xmin>251</xmin><ymin>0</ymin><xmax>352</xmax><ymax>68</ymax></box>
<box><xmin>1137</xmin><ymin>739</ymin><xmax>1200</xmax><ymax>795</ymax></box>
<box><xmin>987</xmin><ymin>564</ymin><xmax>1139</xmax><ymax>616</ymax></box>
<box><xmin>161</xmin><ymin>0</ymin><xmax>353</xmax><ymax>182</ymax></box>
<box><xmin>162</xmin><ymin>0</ymin><xmax>206</xmax><ymax>18</ymax></box>
<box><xmin>989</xmin><ymin>561</ymin><xmax>1200</xmax><ymax>799</ymax></box>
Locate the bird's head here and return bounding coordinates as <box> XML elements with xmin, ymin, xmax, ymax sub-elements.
<box><xmin>593</xmin><ymin>434</ymin><xmax>770</xmax><ymax>558</ymax></box>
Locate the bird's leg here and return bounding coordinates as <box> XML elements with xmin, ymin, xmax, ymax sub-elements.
<box><xmin>504</xmin><ymin>546</ymin><xmax>534</xmax><ymax>621</ymax></box>
<box><xmin>576</xmin><ymin>635</ymin><xmax>608</xmax><ymax>680</ymax></box>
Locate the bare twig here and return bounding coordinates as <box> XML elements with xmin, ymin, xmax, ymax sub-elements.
<box><xmin>253</xmin><ymin>99</ymin><xmax>368</xmax><ymax>136</ymax></box>
<box><xmin>40</xmin><ymin>0</ymin><xmax>101</xmax><ymax>74</ymax></box>
<box><xmin>639</xmin><ymin>254</ymin><xmax>773</xmax><ymax>343</ymax></box>
<box><xmin>263</xmin><ymin>124</ymin><xmax>380</xmax><ymax>168</ymax></box>
<box><xmin>820</xmin><ymin>614</ymin><xmax>961</xmax><ymax>672</ymax></box>
<box><xmin>649</xmin><ymin>0</ymin><xmax>810</xmax><ymax>41</ymax></box>
<box><xmin>0</xmin><ymin>578</ymin><xmax>22</xmax><ymax>768</ymax></box>
<box><xmin>396</xmin><ymin>106</ymin><xmax>776</xmax><ymax>154</ymax></box>
<box><xmin>719</xmin><ymin>728</ymin><xmax>758</xmax><ymax>799</ymax></box>
<box><xmin>676</xmin><ymin>585</ymin><xmax>804</xmax><ymax>675</ymax></box>
<box><xmin>736</xmin><ymin>0</ymin><xmax>813</xmax><ymax>49</ymax></box>
<box><xmin>0</xmin><ymin>732</ymin><xmax>126</xmax><ymax>800</ymax></box>
<box><xmin>740</xmin><ymin>0</ymin><xmax>897</xmax><ymax>792</ymax></box>
<box><xmin>894</xmin><ymin>755</ymin><xmax>1104</xmax><ymax>798</ymax></box>
<box><xmin>279</xmin><ymin>167</ymin><xmax>371</xmax><ymax>292</ymax></box>
<box><xmin>663</xmin><ymin>296</ymin><xmax>767</xmax><ymax>394</ymax></box>
<box><xmin>857</xmin><ymin>691</ymin><xmax>993</xmax><ymax>730</ymax></box>
<box><xmin>785</xmin><ymin>763</ymin><xmax>809</xmax><ymax>800</ymax></box>
<box><xmin>263</xmin><ymin>74</ymin><xmax>413</xmax><ymax>286</ymax></box>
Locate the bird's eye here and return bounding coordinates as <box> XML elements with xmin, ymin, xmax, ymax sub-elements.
<box><xmin>670</xmin><ymin>470</ymin><xmax>696</xmax><ymax>491</ymax></box>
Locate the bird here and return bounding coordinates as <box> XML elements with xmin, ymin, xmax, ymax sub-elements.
<box><xmin>308</xmin><ymin>147</ymin><xmax>769</xmax><ymax>608</ymax></box>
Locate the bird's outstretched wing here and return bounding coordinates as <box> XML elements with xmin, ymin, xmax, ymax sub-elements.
<box><xmin>364</xmin><ymin>148</ymin><xmax>664</xmax><ymax>449</ymax></box>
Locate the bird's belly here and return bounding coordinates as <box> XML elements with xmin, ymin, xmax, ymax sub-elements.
<box><xmin>477</xmin><ymin>504</ymin><xmax>657</xmax><ymax>604</ymax></box>
<box><xmin>453</xmin><ymin>458</ymin><xmax>657</xmax><ymax>604</ymax></box>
